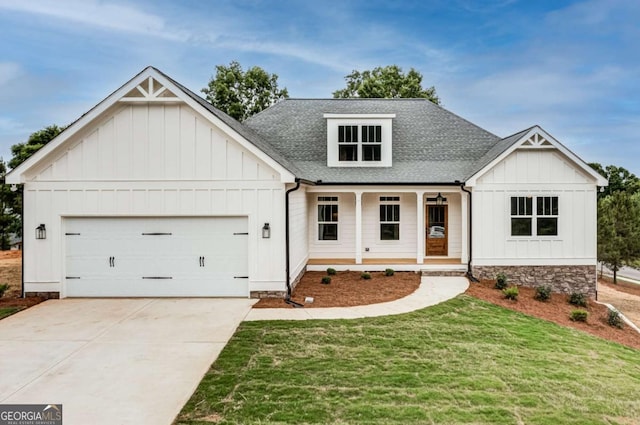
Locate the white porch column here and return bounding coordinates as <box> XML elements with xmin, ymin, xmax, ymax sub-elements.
<box><xmin>355</xmin><ymin>191</ymin><xmax>363</xmax><ymax>264</ymax></box>
<box><xmin>416</xmin><ymin>191</ymin><xmax>425</xmax><ymax>264</ymax></box>
<box><xmin>461</xmin><ymin>191</ymin><xmax>469</xmax><ymax>264</ymax></box>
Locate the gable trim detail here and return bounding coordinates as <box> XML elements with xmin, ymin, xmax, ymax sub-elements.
<box><xmin>466</xmin><ymin>126</ymin><xmax>608</xmax><ymax>187</ymax></box>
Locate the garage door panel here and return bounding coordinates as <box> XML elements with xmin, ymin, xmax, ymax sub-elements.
<box><xmin>65</xmin><ymin>217</ymin><xmax>248</xmax><ymax>297</ymax></box>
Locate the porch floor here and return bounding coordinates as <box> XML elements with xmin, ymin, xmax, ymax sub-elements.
<box><xmin>305</xmin><ymin>258</ymin><xmax>465</xmax><ymax>273</ymax></box>
<box><xmin>307</xmin><ymin>258</ymin><xmax>462</xmax><ymax>265</ymax></box>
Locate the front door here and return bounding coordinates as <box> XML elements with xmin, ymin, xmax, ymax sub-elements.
<box><xmin>426</xmin><ymin>205</ymin><xmax>448</xmax><ymax>256</ymax></box>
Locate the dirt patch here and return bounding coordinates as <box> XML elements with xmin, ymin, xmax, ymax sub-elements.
<box><xmin>467</xmin><ymin>280</ymin><xmax>640</xmax><ymax>350</ymax></box>
<box><xmin>0</xmin><ymin>251</ymin><xmax>45</xmax><ymax>314</ymax></box>
<box><xmin>597</xmin><ymin>282</ymin><xmax>640</xmax><ymax>329</ymax></box>
<box><xmin>599</xmin><ymin>277</ymin><xmax>640</xmax><ymax>297</ymax></box>
<box><xmin>254</xmin><ymin>271</ymin><xmax>421</xmax><ymax>308</ymax></box>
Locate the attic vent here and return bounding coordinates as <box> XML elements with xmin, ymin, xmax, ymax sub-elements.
<box><xmin>121</xmin><ymin>77</ymin><xmax>180</xmax><ymax>103</ymax></box>
<box><xmin>522</xmin><ymin>133</ymin><xmax>552</xmax><ymax>147</ymax></box>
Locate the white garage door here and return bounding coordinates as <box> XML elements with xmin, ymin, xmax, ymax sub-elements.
<box><xmin>64</xmin><ymin>217</ymin><xmax>249</xmax><ymax>297</ymax></box>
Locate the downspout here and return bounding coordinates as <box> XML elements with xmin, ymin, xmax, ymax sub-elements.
<box><xmin>20</xmin><ymin>185</ymin><xmax>24</xmax><ymax>298</ymax></box>
<box><xmin>284</xmin><ymin>178</ymin><xmax>303</xmax><ymax>307</ymax></box>
<box><xmin>459</xmin><ymin>182</ymin><xmax>479</xmax><ymax>282</ymax></box>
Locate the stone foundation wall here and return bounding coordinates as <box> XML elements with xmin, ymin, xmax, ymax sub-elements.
<box><xmin>25</xmin><ymin>292</ymin><xmax>60</xmax><ymax>299</ymax></box>
<box><xmin>472</xmin><ymin>265</ymin><xmax>596</xmax><ymax>296</ymax></box>
<box><xmin>250</xmin><ymin>266</ymin><xmax>307</xmax><ymax>299</ymax></box>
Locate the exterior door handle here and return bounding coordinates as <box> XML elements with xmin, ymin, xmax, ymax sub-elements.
<box><xmin>199</xmin><ymin>256</ymin><xmax>205</xmax><ymax>267</ymax></box>
<box><xmin>109</xmin><ymin>256</ymin><xmax>115</xmax><ymax>267</ymax></box>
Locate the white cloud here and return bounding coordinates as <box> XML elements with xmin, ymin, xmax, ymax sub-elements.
<box><xmin>0</xmin><ymin>0</ymin><xmax>188</xmax><ymax>41</ymax></box>
<box><xmin>0</xmin><ymin>63</ymin><xmax>21</xmax><ymax>86</ymax></box>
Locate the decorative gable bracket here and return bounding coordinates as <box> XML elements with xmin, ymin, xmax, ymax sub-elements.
<box><xmin>520</xmin><ymin>132</ymin><xmax>553</xmax><ymax>149</ymax></box>
<box><xmin>119</xmin><ymin>77</ymin><xmax>182</xmax><ymax>103</ymax></box>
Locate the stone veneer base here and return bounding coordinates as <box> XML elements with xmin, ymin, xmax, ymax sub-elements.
<box><xmin>472</xmin><ymin>265</ymin><xmax>596</xmax><ymax>296</ymax></box>
<box><xmin>25</xmin><ymin>292</ymin><xmax>60</xmax><ymax>299</ymax></box>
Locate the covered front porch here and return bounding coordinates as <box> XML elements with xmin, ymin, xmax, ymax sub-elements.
<box><xmin>305</xmin><ymin>186</ymin><xmax>469</xmax><ymax>272</ymax></box>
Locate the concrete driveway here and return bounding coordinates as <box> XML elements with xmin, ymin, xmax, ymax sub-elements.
<box><xmin>0</xmin><ymin>298</ymin><xmax>255</xmax><ymax>425</ymax></box>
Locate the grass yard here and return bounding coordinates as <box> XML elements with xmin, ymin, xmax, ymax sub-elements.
<box><xmin>176</xmin><ymin>295</ymin><xmax>640</xmax><ymax>425</ymax></box>
<box><xmin>0</xmin><ymin>306</ymin><xmax>21</xmax><ymax>320</ymax></box>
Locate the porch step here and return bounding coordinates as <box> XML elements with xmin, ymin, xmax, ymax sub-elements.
<box><xmin>421</xmin><ymin>269</ymin><xmax>468</xmax><ymax>277</ymax></box>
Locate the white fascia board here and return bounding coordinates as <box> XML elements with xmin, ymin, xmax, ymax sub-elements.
<box><xmin>6</xmin><ymin>67</ymin><xmax>159</xmax><ymax>184</ymax></box>
<box><xmin>323</xmin><ymin>113</ymin><xmax>396</xmax><ymax>119</ymax></box>
<box><xmin>466</xmin><ymin>125</ymin><xmax>608</xmax><ymax>187</ymax></box>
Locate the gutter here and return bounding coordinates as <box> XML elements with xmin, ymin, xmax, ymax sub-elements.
<box><xmin>284</xmin><ymin>178</ymin><xmax>304</xmax><ymax>307</ymax></box>
<box><xmin>458</xmin><ymin>181</ymin><xmax>479</xmax><ymax>282</ymax></box>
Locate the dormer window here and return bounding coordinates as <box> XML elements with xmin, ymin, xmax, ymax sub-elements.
<box><xmin>325</xmin><ymin>114</ymin><xmax>394</xmax><ymax>167</ymax></box>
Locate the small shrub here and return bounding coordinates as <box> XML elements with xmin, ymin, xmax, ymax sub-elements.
<box><xmin>503</xmin><ymin>286</ymin><xmax>519</xmax><ymax>300</ymax></box>
<box><xmin>0</xmin><ymin>283</ymin><xmax>8</xmax><ymax>298</ymax></box>
<box><xmin>569</xmin><ymin>292</ymin><xmax>587</xmax><ymax>307</ymax></box>
<box><xmin>534</xmin><ymin>285</ymin><xmax>552</xmax><ymax>302</ymax></box>
<box><xmin>570</xmin><ymin>309</ymin><xmax>588</xmax><ymax>322</ymax></box>
<box><xmin>495</xmin><ymin>273</ymin><xmax>508</xmax><ymax>290</ymax></box>
<box><xmin>326</xmin><ymin>268</ymin><xmax>337</xmax><ymax>276</ymax></box>
<box><xmin>321</xmin><ymin>276</ymin><xmax>331</xmax><ymax>285</ymax></box>
<box><xmin>607</xmin><ymin>310</ymin><xmax>624</xmax><ymax>329</ymax></box>
<box><xmin>361</xmin><ymin>272</ymin><xmax>372</xmax><ymax>280</ymax></box>
<box><xmin>384</xmin><ymin>268</ymin><xmax>395</xmax><ymax>277</ymax></box>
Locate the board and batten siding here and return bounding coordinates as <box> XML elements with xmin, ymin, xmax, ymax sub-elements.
<box><xmin>288</xmin><ymin>185</ymin><xmax>309</xmax><ymax>281</ymax></box>
<box><xmin>472</xmin><ymin>149</ymin><xmax>597</xmax><ymax>266</ymax></box>
<box><xmin>361</xmin><ymin>193</ymin><xmax>417</xmax><ymax>259</ymax></box>
<box><xmin>22</xmin><ymin>103</ymin><xmax>288</xmax><ymax>295</ymax></box>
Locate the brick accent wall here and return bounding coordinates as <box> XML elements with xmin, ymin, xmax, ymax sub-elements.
<box><xmin>472</xmin><ymin>265</ymin><xmax>596</xmax><ymax>296</ymax></box>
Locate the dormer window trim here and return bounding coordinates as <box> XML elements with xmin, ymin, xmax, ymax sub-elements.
<box><xmin>324</xmin><ymin>114</ymin><xmax>395</xmax><ymax>168</ymax></box>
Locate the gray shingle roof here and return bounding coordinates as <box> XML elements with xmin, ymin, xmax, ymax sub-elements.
<box><xmin>244</xmin><ymin>98</ymin><xmax>505</xmax><ymax>183</ymax></box>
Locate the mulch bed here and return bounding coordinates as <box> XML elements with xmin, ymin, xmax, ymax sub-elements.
<box><xmin>0</xmin><ymin>250</ymin><xmax>45</xmax><ymax>313</ymax></box>
<box><xmin>467</xmin><ymin>280</ymin><xmax>640</xmax><ymax>350</ymax></box>
<box><xmin>253</xmin><ymin>271</ymin><xmax>421</xmax><ymax>308</ymax></box>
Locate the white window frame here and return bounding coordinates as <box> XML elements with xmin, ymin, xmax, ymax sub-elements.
<box><xmin>325</xmin><ymin>114</ymin><xmax>394</xmax><ymax>167</ymax></box>
<box><xmin>379</xmin><ymin>196</ymin><xmax>400</xmax><ymax>241</ymax></box>
<box><xmin>317</xmin><ymin>196</ymin><xmax>339</xmax><ymax>242</ymax></box>
<box><xmin>509</xmin><ymin>195</ymin><xmax>559</xmax><ymax>238</ymax></box>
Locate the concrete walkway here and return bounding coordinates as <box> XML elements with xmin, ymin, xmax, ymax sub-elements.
<box><xmin>245</xmin><ymin>276</ymin><xmax>469</xmax><ymax>321</ymax></box>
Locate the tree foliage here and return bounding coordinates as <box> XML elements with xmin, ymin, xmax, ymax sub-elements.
<box><xmin>597</xmin><ymin>191</ymin><xmax>640</xmax><ymax>283</ymax></box>
<box><xmin>9</xmin><ymin>124</ymin><xmax>66</xmax><ymax>170</ymax></box>
<box><xmin>332</xmin><ymin>65</ymin><xmax>440</xmax><ymax>104</ymax></box>
<box><xmin>589</xmin><ymin>163</ymin><xmax>640</xmax><ymax>199</ymax></box>
<box><xmin>202</xmin><ymin>61</ymin><xmax>289</xmax><ymax>121</ymax></box>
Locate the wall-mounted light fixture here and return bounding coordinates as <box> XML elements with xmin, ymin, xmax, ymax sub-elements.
<box><xmin>36</xmin><ymin>224</ymin><xmax>46</xmax><ymax>240</ymax></box>
<box><xmin>435</xmin><ymin>193</ymin><xmax>445</xmax><ymax>206</ymax></box>
<box><xmin>262</xmin><ymin>223</ymin><xmax>270</xmax><ymax>239</ymax></box>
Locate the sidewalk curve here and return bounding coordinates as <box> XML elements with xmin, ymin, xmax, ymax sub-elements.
<box><xmin>244</xmin><ymin>276</ymin><xmax>469</xmax><ymax>321</ymax></box>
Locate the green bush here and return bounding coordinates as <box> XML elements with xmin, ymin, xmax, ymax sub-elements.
<box><xmin>569</xmin><ymin>292</ymin><xmax>587</xmax><ymax>307</ymax></box>
<box><xmin>495</xmin><ymin>273</ymin><xmax>508</xmax><ymax>290</ymax></box>
<box><xmin>0</xmin><ymin>283</ymin><xmax>8</xmax><ymax>298</ymax></box>
<box><xmin>534</xmin><ymin>285</ymin><xmax>552</xmax><ymax>302</ymax></box>
<box><xmin>326</xmin><ymin>268</ymin><xmax>337</xmax><ymax>276</ymax></box>
<box><xmin>361</xmin><ymin>272</ymin><xmax>372</xmax><ymax>280</ymax></box>
<box><xmin>321</xmin><ymin>276</ymin><xmax>331</xmax><ymax>285</ymax></box>
<box><xmin>570</xmin><ymin>309</ymin><xmax>589</xmax><ymax>322</ymax></box>
<box><xmin>384</xmin><ymin>268</ymin><xmax>395</xmax><ymax>277</ymax></box>
<box><xmin>503</xmin><ymin>286</ymin><xmax>519</xmax><ymax>300</ymax></box>
<box><xmin>607</xmin><ymin>310</ymin><xmax>624</xmax><ymax>329</ymax></box>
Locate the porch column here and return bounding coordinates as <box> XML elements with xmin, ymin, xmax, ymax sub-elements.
<box><xmin>416</xmin><ymin>191</ymin><xmax>425</xmax><ymax>264</ymax></box>
<box><xmin>461</xmin><ymin>191</ymin><xmax>469</xmax><ymax>264</ymax></box>
<box><xmin>355</xmin><ymin>191</ymin><xmax>363</xmax><ymax>264</ymax></box>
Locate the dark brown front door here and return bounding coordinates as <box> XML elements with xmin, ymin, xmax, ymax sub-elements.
<box><xmin>426</xmin><ymin>205</ymin><xmax>448</xmax><ymax>256</ymax></box>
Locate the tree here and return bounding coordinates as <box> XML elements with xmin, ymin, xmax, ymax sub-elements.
<box><xmin>597</xmin><ymin>191</ymin><xmax>640</xmax><ymax>283</ymax></box>
<box><xmin>202</xmin><ymin>61</ymin><xmax>289</xmax><ymax>121</ymax></box>
<box><xmin>9</xmin><ymin>124</ymin><xmax>66</xmax><ymax>170</ymax></box>
<box><xmin>589</xmin><ymin>163</ymin><xmax>640</xmax><ymax>199</ymax></box>
<box><xmin>332</xmin><ymin>65</ymin><xmax>440</xmax><ymax>104</ymax></box>
<box><xmin>0</xmin><ymin>159</ymin><xmax>15</xmax><ymax>250</ymax></box>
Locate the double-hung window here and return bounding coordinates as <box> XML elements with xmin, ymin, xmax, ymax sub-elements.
<box><xmin>318</xmin><ymin>196</ymin><xmax>338</xmax><ymax>240</ymax></box>
<box><xmin>510</xmin><ymin>196</ymin><xmax>558</xmax><ymax>237</ymax></box>
<box><xmin>380</xmin><ymin>196</ymin><xmax>400</xmax><ymax>240</ymax></box>
<box><xmin>337</xmin><ymin>125</ymin><xmax>382</xmax><ymax>163</ymax></box>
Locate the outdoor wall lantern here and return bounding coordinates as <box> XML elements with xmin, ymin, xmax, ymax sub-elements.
<box><xmin>435</xmin><ymin>193</ymin><xmax>445</xmax><ymax>206</ymax></box>
<box><xmin>262</xmin><ymin>223</ymin><xmax>271</xmax><ymax>239</ymax></box>
<box><xmin>36</xmin><ymin>224</ymin><xmax>46</xmax><ymax>240</ymax></box>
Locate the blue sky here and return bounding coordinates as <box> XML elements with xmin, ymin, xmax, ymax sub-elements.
<box><xmin>0</xmin><ymin>0</ymin><xmax>638</xmax><ymax>175</ymax></box>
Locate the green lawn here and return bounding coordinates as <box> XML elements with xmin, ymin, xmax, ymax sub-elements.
<box><xmin>0</xmin><ymin>306</ymin><xmax>20</xmax><ymax>320</ymax></box>
<box><xmin>176</xmin><ymin>295</ymin><xmax>640</xmax><ymax>425</ymax></box>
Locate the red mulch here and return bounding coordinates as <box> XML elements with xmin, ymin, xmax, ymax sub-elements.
<box><xmin>467</xmin><ymin>280</ymin><xmax>640</xmax><ymax>350</ymax></box>
<box><xmin>253</xmin><ymin>271</ymin><xmax>421</xmax><ymax>308</ymax></box>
